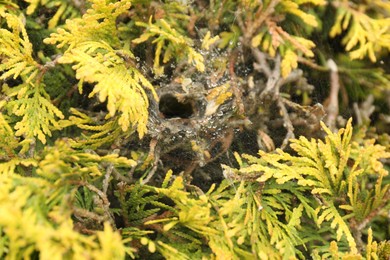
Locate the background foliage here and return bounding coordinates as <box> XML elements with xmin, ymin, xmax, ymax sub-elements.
<box><xmin>0</xmin><ymin>0</ymin><xmax>389</xmax><ymax>259</ymax></box>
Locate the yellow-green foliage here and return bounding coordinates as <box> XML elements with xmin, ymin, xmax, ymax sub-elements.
<box><xmin>2</xmin><ymin>81</ymin><xmax>64</xmax><ymax>144</ymax></box>
<box><xmin>234</xmin><ymin>119</ymin><xmax>390</xmax><ymax>257</ymax></box>
<box><xmin>0</xmin><ymin>113</ymin><xmax>389</xmax><ymax>257</ymax></box>
<box><xmin>139</xmin><ymin>170</ymin><xmax>305</xmax><ymax>259</ymax></box>
<box><xmin>0</xmin><ymin>0</ymin><xmax>389</xmax><ymax>259</ymax></box>
<box><xmin>133</xmin><ymin>17</ymin><xmax>205</xmax><ymax>75</ymax></box>
<box><xmin>24</xmin><ymin>0</ymin><xmax>80</xmax><ymax>28</ymax></box>
<box><xmin>0</xmin><ymin>12</ymin><xmax>38</xmax><ymax>82</ymax></box>
<box><xmin>0</xmin><ymin>102</ymin><xmax>19</xmax><ymax>159</ymax></box>
<box><xmin>0</xmin><ymin>175</ymin><xmax>134</xmax><ymax>259</ymax></box>
<box><xmin>241</xmin><ymin>0</ymin><xmax>325</xmax><ymax>77</ymax></box>
<box><xmin>0</xmin><ymin>139</ymin><xmax>138</xmax><ymax>258</ymax></box>
<box><xmin>58</xmin><ymin>108</ymin><xmax>125</xmax><ymax>149</ymax></box>
<box><xmin>36</xmin><ymin>140</ymin><xmax>136</xmax><ymax>181</ymax></box>
<box><xmin>0</xmin><ymin>13</ymin><xmax>64</xmax><ymax>144</ymax></box>
<box><xmin>330</xmin><ymin>0</ymin><xmax>390</xmax><ymax>62</ymax></box>
<box><xmin>43</xmin><ymin>0</ymin><xmax>157</xmax><ymax>138</ymax></box>
<box><xmin>111</xmin><ymin>119</ymin><xmax>389</xmax><ymax>259</ymax></box>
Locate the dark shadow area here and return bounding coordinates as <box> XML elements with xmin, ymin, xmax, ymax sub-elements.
<box><xmin>158</xmin><ymin>93</ymin><xmax>194</xmax><ymax>118</ymax></box>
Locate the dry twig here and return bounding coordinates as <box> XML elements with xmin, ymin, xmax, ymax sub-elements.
<box><xmin>325</xmin><ymin>59</ymin><xmax>340</xmax><ymax>131</ymax></box>
<box><xmin>278</xmin><ymin>98</ymin><xmax>295</xmax><ymax>149</ymax></box>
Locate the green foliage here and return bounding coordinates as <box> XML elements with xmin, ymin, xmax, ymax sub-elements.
<box><xmin>0</xmin><ymin>0</ymin><xmax>389</xmax><ymax>259</ymax></box>
<box><xmin>0</xmin><ymin>101</ymin><xmax>20</xmax><ymax>159</ymax></box>
<box><xmin>36</xmin><ymin>140</ymin><xmax>136</xmax><ymax>181</ymax></box>
<box><xmin>0</xmin><ymin>138</ymin><xmax>139</xmax><ymax>258</ymax></box>
<box><xmin>43</xmin><ymin>0</ymin><xmax>157</xmax><ymax>138</ymax></box>
<box><xmin>43</xmin><ymin>0</ymin><xmax>129</xmax><ymax>48</ymax></box>
<box><xmin>57</xmin><ymin>41</ymin><xmax>154</xmax><ymax>136</ymax></box>
<box><xmin>234</xmin><ymin>0</ymin><xmax>325</xmax><ymax>77</ymax></box>
<box><xmin>232</xmin><ymin>119</ymin><xmax>390</xmax><ymax>257</ymax></box>
<box><xmin>133</xmin><ymin>17</ymin><xmax>205</xmax><ymax>75</ymax></box>
<box><xmin>329</xmin><ymin>1</ymin><xmax>390</xmax><ymax>62</ymax></box>
<box><xmin>0</xmin><ymin>12</ymin><xmax>38</xmax><ymax>82</ymax></box>
<box><xmin>111</xmin><ymin>118</ymin><xmax>389</xmax><ymax>259</ymax></box>
<box><xmin>0</xmin><ymin>174</ymin><xmax>135</xmax><ymax>259</ymax></box>
<box><xmin>0</xmin><ymin>12</ymin><xmax>64</xmax><ymax>143</ymax></box>
<box><xmin>24</xmin><ymin>0</ymin><xmax>81</xmax><ymax>29</ymax></box>
<box><xmin>124</xmin><ymin>171</ymin><xmax>307</xmax><ymax>259</ymax></box>
<box><xmin>58</xmin><ymin>108</ymin><xmax>125</xmax><ymax>149</ymax></box>
<box><xmin>3</xmin><ymin>82</ymin><xmax>64</xmax><ymax>144</ymax></box>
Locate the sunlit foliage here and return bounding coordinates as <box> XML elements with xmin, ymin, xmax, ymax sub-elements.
<box><xmin>0</xmin><ymin>0</ymin><xmax>389</xmax><ymax>258</ymax></box>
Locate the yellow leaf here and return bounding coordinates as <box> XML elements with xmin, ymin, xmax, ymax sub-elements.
<box><xmin>202</xmin><ymin>31</ymin><xmax>220</xmax><ymax>50</ymax></box>
<box><xmin>281</xmin><ymin>50</ymin><xmax>298</xmax><ymax>78</ymax></box>
<box><xmin>252</xmin><ymin>33</ymin><xmax>264</xmax><ymax>48</ymax></box>
<box><xmin>288</xmin><ymin>7</ymin><xmax>318</xmax><ymax>27</ymax></box>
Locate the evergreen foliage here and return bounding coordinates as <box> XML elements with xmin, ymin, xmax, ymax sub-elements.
<box><xmin>0</xmin><ymin>0</ymin><xmax>389</xmax><ymax>259</ymax></box>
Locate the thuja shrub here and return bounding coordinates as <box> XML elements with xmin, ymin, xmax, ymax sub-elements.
<box><xmin>0</xmin><ymin>0</ymin><xmax>389</xmax><ymax>259</ymax></box>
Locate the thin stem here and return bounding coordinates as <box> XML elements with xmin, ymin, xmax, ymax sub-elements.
<box><xmin>83</xmin><ymin>182</ymin><xmax>117</xmax><ymax>229</ymax></box>
<box><xmin>325</xmin><ymin>59</ymin><xmax>340</xmax><ymax>131</ymax></box>
<box><xmin>278</xmin><ymin>98</ymin><xmax>295</xmax><ymax>150</ymax></box>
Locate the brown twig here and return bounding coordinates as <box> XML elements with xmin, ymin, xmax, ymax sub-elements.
<box><xmin>82</xmin><ymin>182</ymin><xmax>116</xmax><ymax>229</ymax></box>
<box><xmin>71</xmin><ymin>0</ymin><xmax>87</xmax><ymax>14</ymax></box>
<box><xmin>297</xmin><ymin>56</ymin><xmax>329</xmax><ymax>72</ymax></box>
<box><xmin>252</xmin><ymin>48</ymin><xmax>272</xmax><ymax>77</ymax></box>
<box><xmin>102</xmin><ymin>149</ymin><xmax>120</xmax><ymax>193</ymax></box>
<box><xmin>141</xmin><ymin>163</ymin><xmax>159</xmax><ymax>185</ymax></box>
<box><xmin>260</xmin><ymin>54</ymin><xmax>282</xmax><ymax>98</ymax></box>
<box><xmin>73</xmin><ymin>206</ymin><xmax>106</xmax><ymax>223</ymax></box>
<box><xmin>209</xmin><ymin>0</ymin><xmax>228</xmax><ymax>31</ymax></box>
<box><xmin>112</xmin><ymin>167</ymin><xmax>133</xmax><ymax>183</ymax></box>
<box><xmin>271</xmin><ymin>23</ymin><xmax>313</xmax><ymax>57</ymax></box>
<box><xmin>258</xmin><ymin>54</ymin><xmax>296</xmax><ymax>149</ymax></box>
<box><xmin>353</xmin><ymin>94</ymin><xmax>375</xmax><ymax>126</ymax></box>
<box><xmin>28</xmin><ymin>138</ymin><xmax>36</xmax><ymax>158</ymax></box>
<box><xmin>205</xmin><ymin>128</ymin><xmax>235</xmax><ymax>164</ymax></box>
<box><xmin>278</xmin><ymin>98</ymin><xmax>295</xmax><ymax>149</ymax></box>
<box><xmin>242</xmin><ymin>0</ymin><xmax>281</xmax><ymax>43</ymax></box>
<box><xmin>103</xmin><ymin>163</ymin><xmax>114</xmax><ymax>194</ymax></box>
<box><xmin>325</xmin><ymin>59</ymin><xmax>340</xmax><ymax>131</ymax></box>
<box><xmin>36</xmin><ymin>55</ymin><xmax>62</xmax><ymax>85</ymax></box>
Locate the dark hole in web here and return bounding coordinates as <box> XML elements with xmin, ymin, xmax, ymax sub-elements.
<box><xmin>158</xmin><ymin>93</ymin><xmax>194</xmax><ymax>118</ymax></box>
